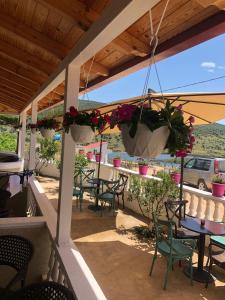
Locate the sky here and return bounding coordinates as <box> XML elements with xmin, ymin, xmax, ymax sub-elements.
<box><xmin>87</xmin><ymin>33</ymin><xmax>225</xmax><ymax>123</ymax></box>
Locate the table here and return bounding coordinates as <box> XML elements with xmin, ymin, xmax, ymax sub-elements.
<box><xmin>180</xmin><ymin>217</ymin><xmax>225</xmax><ymax>283</ymax></box>
<box><xmin>87</xmin><ymin>178</ymin><xmax>112</xmax><ymax>211</ymax></box>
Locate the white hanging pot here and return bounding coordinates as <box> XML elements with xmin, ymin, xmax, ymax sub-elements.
<box><xmin>40</xmin><ymin>128</ymin><xmax>55</xmax><ymax>139</ymax></box>
<box><xmin>121</xmin><ymin>123</ymin><xmax>170</xmax><ymax>159</ymax></box>
<box><xmin>70</xmin><ymin>124</ymin><xmax>95</xmax><ymax>144</ymax></box>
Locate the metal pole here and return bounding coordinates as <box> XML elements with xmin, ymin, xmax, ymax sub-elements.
<box><xmin>179</xmin><ymin>156</ymin><xmax>184</xmax><ymax>221</ymax></box>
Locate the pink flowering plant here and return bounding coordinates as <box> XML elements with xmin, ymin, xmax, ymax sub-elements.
<box><xmin>212</xmin><ymin>173</ymin><xmax>225</xmax><ymax>184</ymax></box>
<box><xmin>63</xmin><ymin>106</ymin><xmax>110</xmax><ymax>134</ymax></box>
<box><xmin>36</xmin><ymin>118</ymin><xmax>59</xmax><ymax>130</ymax></box>
<box><xmin>110</xmin><ymin>100</ymin><xmax>195</xmax><ymax>156</ymax></box>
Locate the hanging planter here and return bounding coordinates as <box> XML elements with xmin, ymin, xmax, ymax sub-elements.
<box><xmin>121</xmin><ymin>123</ymin><xmax>169</xmax><ymax>158</ymax></box>
<box><xmin>110</xmin><ymin>101</ymin><xmax>195</xmax><ymax>158</ymax></box>
<box><xmin>36</xmin><ymin>119</ymin><xmax>58</xmax><ymax>139</ymax></box>
<box><xmin>27</xmin><ymin>123</ymin><xmax>37</xmax><ymax>134</ymax></box>
<box><xmin>63</xmin><ymin>106</ymin><xmax>110</xmax><ymax>144</ymax></box>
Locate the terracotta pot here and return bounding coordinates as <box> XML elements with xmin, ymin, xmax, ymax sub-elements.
<box><xmin>121</xmin><ymin>123</ymin><xmax>170</xmax><ymax>159</ymax></box>
<box><xmin>170</xmin><ymin>172</ymin><xmax>181</xmax><ymax>185</ymax></box>
<box><xmin>86</xmin><ymin>152</ymin><xmax>93</xmax><ymax>160</ymax></box>
<box><xmin>39</xmin><ymin>128</ymin><xmax>55</xmax><ymax>139</ymax></box>
<box><xmin>79</xmin><ymin>149</ymin><xmax>85</xmax><ymax>155</ymax></box>
<box><xmin>113</xmin><ymin>158</ymin><xmax>121</xmax><ymax>168</ymax></box>
<box><xmin>212</xmin><ymin>183</ymin><xmax>225</xmax><ymax>197</ymax></box>
<box><xmin>95</xmin><ymin>154</ymin><xmax>101</xmax><ymax>162</ymax></box>
<box><xmin>139</xmin><ymin>165</ymin><xmax>148</xmax><ymax>176</ymax></box>
<box><xmin>70</xmin><ymin>124</ymin><xmax>95</xmax><ymax>144</ymax></box>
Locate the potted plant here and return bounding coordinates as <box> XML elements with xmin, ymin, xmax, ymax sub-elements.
<box><xmin>138</xmin><ymin>159</ymin><xmax>149</xmax><ymax>176</ymax></box>
<box><xmin>79</xmin><ymin>149</ymin><xmax>85</xmax><ymax>155</ymax></box>
<box><xmin>37</xmin><ymin>119</ymin><xmax>58</xmax><ymax>139</ymax></box>
<box><xmin>95</xmin><ymin>153</ymin><xmax>101</xmax><ymax>163</ymax></box>
<box><xmin>211</xmin><ymin>174</ymin><xmax>225</xmax><ymax>197</ymax></box>
<box><xmin>113</xmin><ymin>156</ymin><xmax>122</xmax><ymax>168</ymax></box>
<box><xmin>170</xmin><ymin>167</ymin><xmax>181</xmax><ymax>185</ymax></box>
<box><xmin>86</xmin><ymin>151</ymin><xmax>93</xmax><ymax>160</ymax></box>
<box><xmin>63</xmin><ymin>106</ymin><xmax>110</xmax><ymax>144</ymax></box>
<box><xmin>109</xmin><ymin>101</ymin><xmax>195</xmax><ymax>158</ymax></box>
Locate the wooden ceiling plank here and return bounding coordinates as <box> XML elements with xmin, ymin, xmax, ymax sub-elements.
<box><xmin>0</xmin><ymin>100</ymin><xmax>19</xmax><ymax>113</ymax></box>
<box><xmin>0</xmin><ymin>96</ymin><xmax>23</xmax><ymax>110</ymax></box>
<box><xmin>31</xmin><ymin>2</ymin><xmax>49</xmax><ymax>32</ymax></box>
<box><xmin>0</xmin><ymin>77</ymin><xmax>33</xmax><ymax>96</ymax></box>
<box><xmin>84</xmin><ymin>60</ymin><xmax>109</xmax><ymax>77</ymax></box>
<box><xmin>0</xmin><ymin>83</ymin><xmax>31</xmax><ymax>99</ymax></box>
<box><xmin>0</xmin><ymin>87</ymin><xmax>29</xmax><ymax>102</ymax></box>
<box><xmin>0</xmin><ymin>69</ymin><xmax>39</xmax><ymax>91</ymax></box>
<box><xmin>0</xmin><ymin>56</ymin><xmax>46</xmax><ymax>85</ymax></box>
<box><xmin>0</xmin><ymin>90</ymin><xmax>26</xmax><ymax>104</ymax></box>
<box><xmin>0</xmin><ymin>11</ymin><xmax>68</xmax><ymax>60</ymax></box>
<box><xmin>0</xmin><ymin>39</ymin><xmax>56</xmax><ymax>76</ymax></box>
<box><xmin>40</xmin><ymin>0</ymin><xmax>149</xmax><ymax>57</ymax></box>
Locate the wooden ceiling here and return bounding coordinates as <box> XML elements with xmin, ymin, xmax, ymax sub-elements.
<box><xmin>0</xmin><ymin>0</ymin><xmax>225</xmax><ymax>114</ymax></box>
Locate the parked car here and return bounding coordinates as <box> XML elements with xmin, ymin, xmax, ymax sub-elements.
<box><xmin>183</xmin><ymin>157</ymin><xmax>225</xmax><ymax>191</ymax></box>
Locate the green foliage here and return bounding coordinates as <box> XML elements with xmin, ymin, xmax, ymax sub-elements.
<box><xmin>0</xmin><ymin>131</ymin><xmax>17</xmax><ymax>152</ymax></box>
<box><xmin>36</xmin><ymin>138</ymin><xmax>58</xmax><ymax>174</ymax></box>
<box><xmin>74</xmin><ymin>154</ymin><xmax>89</xmax><ymax>170</ymax></box>
<box><xmin>0</xmin><ymin>115</ymin><xmax>19</xmax><ymax>126</ymax></box>
<box><xmin>212</xmin><ymin>174</ymin><xmax>225</xmax><ymax>184</ymax></box>
<box><xmin>128</xmin><ymin>175</ymin><xmax>179</xmax><ymax>227</ymax></box>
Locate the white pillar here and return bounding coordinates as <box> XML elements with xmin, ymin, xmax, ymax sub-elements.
<box><xmin>56</xmin><ymin>64</ymin><xmax>80</xmax><ymax>246</ymax></box>
<box><xmin>28</xmin><ymin>101</ymin><xmax>37</xmax><ymax>170</ymax></box>
<box><xmin>18</xmin><ymin>112</ymin><xmax>26</xmax><ymax>159</ymax></box>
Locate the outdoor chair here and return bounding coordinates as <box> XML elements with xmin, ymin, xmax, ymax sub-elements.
<box><xmin>149</xmin><ymin>214</ymin><xmax>196</xmax><ymax>290</ymax></box>
<box><xmin>0</xmin><ymin>235</ymin><xmax>33</xmax><ymax>297</ymax></box>
<box><xmin>206</xmin><ymin>221</ymin><xmax>225</xmax><ymax>288</ymax></box>
<box><xmin>164</xmin><ymin>200</ymin><xmax>199</xmax><ymax>240</ymax></box>
<box><xmin>115</xmin><ymin>173</ymin><xmax>128</xmax><ymax>208</ymax></box>
<box><xmin>98</xmin><ymin>179</ymin><xmax>120</xmax><ymax>216</ymax></box>
<box><xmin>0</xmin><ymin>175</ymin><xmax>9</xmax><ymax>190</ymax></box>
<box><xmin>0</xmin><ymin>189</ymin><xmax>11</xmax><ymax>218</ymax></box>
<box><xmin>73</xmin><ymin>168</ymin><xmax>95</xmax><ymax>211</ymax></box>
<box><xmin>3</xmin><ymin>281</ymin><xmax>75</xmax><ymax>300</ymax></box>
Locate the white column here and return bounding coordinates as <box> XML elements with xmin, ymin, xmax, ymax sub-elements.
<box><xmin>18</xmin><ymin>112</ymin><xmax>26</xmax><ymax>159</ymax></box>
<box><xmin>28</xmin><ymin>101</ymin><xmax>37</xmax><ymax>170</ymax></box>
<box><xmin>56</xmin><ymin>64</ymin><xmax>80</xmax><ymax>246</ymax></box>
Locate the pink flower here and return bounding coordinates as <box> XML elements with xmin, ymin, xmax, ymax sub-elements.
<box><xmin>188</xmin><ymin>116</ymin><xmax>195</xmax><ymax>124</ymax></box>
<box><xmin>69</xmin><ymin>106</ymin><xmax>79</xmax><ymax>117</ymax></box>
<box><xmin>190</xmin><ymin>135</ymin><xmax>195</xmax><ymax>143</ymax></box>
<box><xmin>176</xmin><ymin>104</ymin><xmax>183</xmax><ymax>111</ymax></box>
<box><xmin>91</xmin><ymin>116</ymin><xmax>99</xmax><ymax>125</ymax></box>
<box><xmin>117</xmin><ymin>104</ymin><xmax>136</xmax><ymax>122</ymax></box>
<box><xmin>103</xmin><ymin>114</ymin><xmax>110</xmax><ymax>123</ymax></box>
<box><xmin>176</xmin><ymin>150</ymin><xmax>187</xmax><ymax>158</ymax></box>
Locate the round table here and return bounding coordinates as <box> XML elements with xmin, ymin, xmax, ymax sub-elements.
<box><xmin>180</xmin><ymin>217</ymin><xmax>225</xmax><ymax>283</ymax></box>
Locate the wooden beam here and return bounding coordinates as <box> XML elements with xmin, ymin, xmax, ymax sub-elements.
<box><xmin>86</xmin><ymin>11</ymin><xmax>225</xmax><ymax>93</ymax></box>
<box><xmin>0</xmin><ymin>97</ymin><xmax>22</xmax><ymax>110</ymax></box>
<box><xmin>23</xmin><ymin>0</ymin><xmax>160</xmax><ymax>113</ymax></box>
<box><xmin>0</xmin><ymin>83</ymin><xmax>31</xmax><ymax>99</ymax></box>
<box><xmin>0</xmin><ymin>101</ymin><xmax>18</xmax><ymax>112</ymax></box>
<box><xmin>0</xmin><ymin>40</ymin><xmax>56</xmax><ymax>76</ymax></box>
<box><xmin>0</xmin><ymin>56</ymin><xmax>47</xmax><ymax>84</ymax></box>
<box><xmin>84</xmin><ymin>60</ymin><xmax>109</xmax><ymax>76</ymax></box>
<box><xmin>195</xmin><ymin>0</ymin><xmax>225</xmax><ymax>9</ymax></box>
<box><xmin>0</xmin><ymin>12</ymin><xmax>68</xmax><ymax>60</ymax></box>
<box><xmin>0</xmin><ymin>87</ymin><xmax>29</xmax><ymax>102</ymax></box>
<box><xmin>0</xmin><ymin>77</ymin><xmax>33</xmax><ymax>96</ymax></box>
<box><xmin>41</xmin><ymin>0</ymin><xmax>149</xmax><ymax>57</ymax></box>
<box><xmin>0</xmin><ymin>69</ymin><xmax>39</xmax><ymax>91</ymax></box>
<box><xmin>0</xmin><ymin>90</ymin><xmax>25</xmax><ymax>105</ymax></box>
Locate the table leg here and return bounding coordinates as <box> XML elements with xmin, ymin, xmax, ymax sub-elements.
<box><xmin>184</xmin><ymin>233</ymin><xmax>214</xmax><ymax>283</ymax></box>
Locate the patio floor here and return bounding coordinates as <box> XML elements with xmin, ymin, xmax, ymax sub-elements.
<box><xmin>38</xmin><ymin>176</ymin><xmax>225</xmax><ymax>300</ymax></box>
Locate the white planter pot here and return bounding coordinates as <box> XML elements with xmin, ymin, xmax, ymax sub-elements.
<box><xmin>121</xmin><ymin>123</ymin><xmax>170</xmax><ymax>159</ymax></box>
<box><xmin>70</xmin><ymin>124</ymin><xmax>95</xmax><ymax>144</ymax></box>
<box><xmin>40</xmin><ymin>128</ymin><xmax>55</xmax><ymax>139</ymax></box>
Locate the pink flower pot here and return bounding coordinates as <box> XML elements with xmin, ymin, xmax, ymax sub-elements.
<box><xmin>95</xmin><ymin>154</ymin><xmax>101</xmax><ymax>163</ymax></box>
<box><xmin>113</xmin><ymin>158</ymin><xmax>121</xmax><ymax>168</ymax></box>
<box><xmin>86</xmin><ymin>152</ymin><xmax>93</xmax><ymax>160</ymax></box>
<box><xmin>139</xmin><ymin>165</ymin><xmax>148</xmax><ymax>176</ymax></box>
<box><xmin>212</xmin><ymin>183</ymin><xmax>225</xmax><ymax>197</ymax></box>
<box><xmin>170</xmin><ymin>172</ymin><xmax>181</xmax><ymax>185</ymax></box>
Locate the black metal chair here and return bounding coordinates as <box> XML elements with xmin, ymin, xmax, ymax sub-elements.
<box><xmin>0</xmin><ymin>189</ymin><xmax>11</xmax><ymax>218</ymax></box>
<box><xmin>98</xmin><ymin>179</ymin><xmax>120</xmax><ymax>216</ymax></box>
<box><xmin>115</xmin><ymin>174</ymin><xmax>128</xmax><ymax>208</ymax></box>
<box><xmin>3</xmin><ymin>281</ymin><xmax>75</xmax><ymax>300</ymax></box>
<box><xmin>164</xmin><ymin>200</ymin><xmax>199</xmax><ymax>240</ymax></box>
<box><xmin>0</xmin><ymin>235</ymin><xmax>33</xmax><ymax>296</ymax></box>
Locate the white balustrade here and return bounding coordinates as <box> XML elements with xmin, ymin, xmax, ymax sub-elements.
<box><xmin>90</xmin><ymin>161</ymin><xmax>225</xmax><ymax>222</ymax></box>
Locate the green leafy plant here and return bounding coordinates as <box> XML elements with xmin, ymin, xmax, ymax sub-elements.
<box><xmin>128</xmin><ymin>174</ymin><xmax>179</xmax><ymax>234</ymax></box>
<box><xmin>35</xmin><ymin>138</ymin><xmax>58</xmax><ymax>175</ymax></box>
<box><xmin>138</xmin><ymin>158</ymin><xmax>148</xmax><ymax>166</ymax></box>
<box><xmin>37</xmin><ymin>118</ymin><xmax>58</xmax><ymax>129</ymax></box>
<box><xmin>212</xmin><ymin>173</ymin><xmax>225</xmax><ymax>184</ymax></box>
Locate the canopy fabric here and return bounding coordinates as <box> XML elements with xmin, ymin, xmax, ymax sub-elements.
<box><xmin>83</xmin><ymin>92</ymin><xmax>225</xmax><ymax>134</ymax></box>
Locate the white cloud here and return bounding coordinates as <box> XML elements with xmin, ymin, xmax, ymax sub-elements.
<box><xmin>201</xmin><ymin>61</ymin><xmax>216</xmax><ymax>68</ymax></box>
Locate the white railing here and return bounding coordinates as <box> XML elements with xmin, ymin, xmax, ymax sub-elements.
<box><xmin>90</xmin><ymin>161</ymin><xmax>225</xmax><ymax>222</ymax></box>
<box><xmin>29</xmin><ymin>177</ymin><xmax>106</xmax><ymax>300</ymax></box>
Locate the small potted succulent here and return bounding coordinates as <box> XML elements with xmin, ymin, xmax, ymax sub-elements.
<box><xmin>86</xmin><ymin>151</ymin><xmax>93</xmax><ymax>160</ymax></box>
<box><xmin>36</xmin><ymin>118</ymin><xmax>58</xmax><ymax>139</ymax></box>
<box><xmin>211</xmin><ymin>174</ymin><xmax>225</xmax><ymax>197</ymax></box>
<box><xmin>170</xmin><ymin>167</ymin><xmax>181</xmax><ymax>185</ymax></box>
<box><xmin>113</xmin><ymin>156</ymin><xmax>122</xmax><ymax>168</ymax></box>
<box><xmin>63</xmin><ymin>107</ymin><xmax>110</xmax><ymax>144</ymax></box>
<box><xmin>95</xmin><ymin>153</ymin><xmax>101</xmax><ymax>163</ymax></box>
<box><xmin>138</xmin><ymin>159</ymin><xmax>149</xmax><ymax>176</ymax></box>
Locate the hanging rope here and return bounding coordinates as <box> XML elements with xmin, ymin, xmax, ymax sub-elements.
<box><xmin>82</xmin><ymin>54</ymin><xmax>96</xmax><ymax>101</ymax></box>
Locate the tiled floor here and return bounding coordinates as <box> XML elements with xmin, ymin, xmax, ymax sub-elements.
<box><xmin>39</xmin><ymin>176</ymin><xmax>225</xmax><ymax>300</ymax></box>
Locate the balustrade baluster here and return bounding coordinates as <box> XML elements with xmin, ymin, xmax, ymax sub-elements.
<box><xmin>51</xmin><ymin>257</ymin><xmax>59</xmax><ymax>282</ymax></box>
<box><xmin>47</xmin><ymin>248</ymin><xmax>55</xmax><ymax>281</ymax></box>
<box><xmin>196</xmin><ymin>196</ymin><xmax>204</xmax><ymax>219</ymax></box>
<box><xmin>188</xmin><ymin>194</ymin><xmax>197</xmax><ymax>217</ymax></box>
<box><xmin>205</xmin><ymin>198</ymin><xmax>212</xmax><ymax>220</ymax></box>
<box><xmin>57</xmin><ymin>267</ymin><xmax>64</xmax><ymax>284</ymax></box>
<box><xmin>213</xmin><ymin>201</ymin><xmax>221</xmax><ymax>222</ymax></box>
